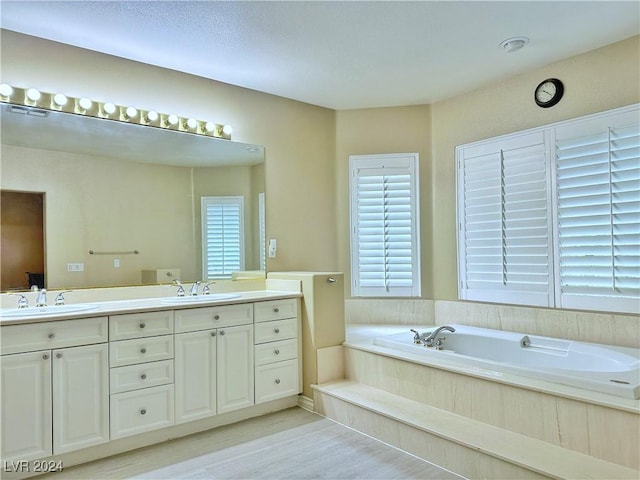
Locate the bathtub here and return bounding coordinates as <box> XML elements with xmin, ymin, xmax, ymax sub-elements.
<box><xmin>373</xmin><ymin>324</ymin><xmax>640</xmax><ymax>399</ymax></box>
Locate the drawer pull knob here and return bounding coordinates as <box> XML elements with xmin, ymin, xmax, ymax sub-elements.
<box><xmin>140</xmin><ymin>409</ymin><xmax>147</xmax><ymax>415</ymax></box>
<box><xmin>211</xmin><ymin>331</ymin><xmax>217</xmax><ymax>337</ymax></box>
<box><xmin>140</xmin><ymin>374</ymin><xmax>147</xmax><ymax>380</ymax></box>
<box><xmin>214</xmin><ymin>314</ymin><xmax>220</xmax><ymax>320</ymax></box>
<box><xmin>274</xmin><ymin>349</ymin><xmax>280</xmax><ymax>355</ymax></box>
<box><xmin>274</xmin><ymin>328</ymin><xmax>280</xmax><ymax>334</ymax></box>
<box><xmin>139</xmin><ymin>322</ymin><xmax>146</xmax><ymax>329</ymax></box>
<box><xmin>48</xmin><ymin>333</ymin><xmax>55</xmax><ymax>339</ymax></box>
<box><xmin>273</xmin><ymin>307</ymin><xmax>279</xmax><ymax>313</ymax></box>
<box><xmin>220</xmin><ymin>330</ymin><xmax>225</xmax><ymax>336</ymax></box>
<box><xmin>140</xmin><ymin>348</ymin><xmax>147</xmax><ymax>354</ymax></box>
<box><xmin>56</xmin><ymin>353</ymin><xmax>63</xmax><ymax>359</ymax></box>
<box><xmin>275</xmin><ymin>378</ymin><xmax>281</xmax><ymax>384</ymax></box>
<box><xmin>42</xmin><ymin>353</ymin><xmax>49</xmax><ymax>360</ymax></box>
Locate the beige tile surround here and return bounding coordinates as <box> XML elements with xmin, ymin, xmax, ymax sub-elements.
<box><xmin>346</xmin><ymin>299</ymin><xmax>640</xmax><ymax>348</ymax></box>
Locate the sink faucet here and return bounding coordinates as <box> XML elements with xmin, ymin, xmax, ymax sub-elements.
<box><xmin>173</xmin><ymin>279</ymin><xmax>186</xmax><ymax>297</ymax></box>
<box><xmin>202</xmin><ymin>282</ymin><xmax>215</xmax><ymax>295</ymax></box>
<box><xmin>54</xmin><ymin>291</ymin><xmax>71</xmax><ymax>306</ymax></box>
<box><xmin>423</xmin><ymin>325</ymin><xmax>456</xmax><ymax>347</ymax></box>
<box><xmin>36</xmin><ymin>288</ymin><xmax>47</xmax><ymax>307</ymax></box>
<box><xmin>189</xmin><ymin>281</ymin><xmax>201</xmax><ymax>296</ymax></box>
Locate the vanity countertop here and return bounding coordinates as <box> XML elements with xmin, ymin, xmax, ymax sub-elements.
<box><xmin>0</xmin><ymin>290</ymin><xmax>302</xmax><ymax>326</ymax></box>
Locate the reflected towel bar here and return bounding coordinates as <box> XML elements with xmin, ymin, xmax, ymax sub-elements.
<box><xmin>89</xmin><ymin>249</ymin><xmax>140</xmax><ymax>255</ymax></box>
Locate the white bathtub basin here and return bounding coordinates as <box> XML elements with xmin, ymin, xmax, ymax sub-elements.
<box><xmin>160</xmin><ymin>294</ymin><xmax>241</xmax><ymax>304</ymax></box>
<box><xmin>374</xmin><ymin>324</ymin><xmax>640</xmax><ymax>399</ymax></box>
<box><xmin>1</xmin><ymin>304</ymin><xmax>99</xmax><ymax>318</ymax></box>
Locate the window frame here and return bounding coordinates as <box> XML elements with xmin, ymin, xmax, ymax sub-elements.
<box><xmin>456</xmin><ymin>104</ymin><xmax>639</xmax><ymax>314</ymax></box>
<box><xmin>201</xmin><ymin>195</ymin><xmax>245</xmax><ymax>279</ymax></box>
<box><xmin>349</xmin><ymin>153</ymin><xmax>421</xmax><ymax>298</ymax></box>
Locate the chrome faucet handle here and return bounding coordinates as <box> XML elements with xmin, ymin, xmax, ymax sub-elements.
<box><xmin>189</xmin><ymin>281</ymin><xmax>201</xmax><ymax>296</ymax></box>
<box><xmin>202</xmin><ymin>282</ymin><xmax>215</xmax><ymax>295</ymax></box>
<box><xmin>35</xmin><ymin>288</ymin><xmax>47</xmax><ymax>307</ymax></box>
<box><xmin>11</xmin><ymin>293</ymin><xmax>29</xmax><ymax>309</ymax></box>
<box><xmin>173</xmin><ymin>279</ymin><xmax>186</xmax><ymax>297</ymax></box>
<box><xmin>54</xmin><ymin>291</ymin><xmax>72</xmax><ymax>306</ymax></box>
<box><xmin>410</xmin><ymin>329</ymin><xmax>422</xmax><ymax>344</ymax></box>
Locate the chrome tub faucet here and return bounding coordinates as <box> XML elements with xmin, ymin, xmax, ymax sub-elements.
<box><xmin>423</xmin><ymin>325</ymin><xmax>456</xmax><ymax>348</ymax></box>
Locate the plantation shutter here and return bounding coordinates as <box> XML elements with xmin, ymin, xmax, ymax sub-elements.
<box><xmin>202</xmin><ymin>196</ymin><xmax>244</xmax><ymax>278</ymax></box>
<box><xmin>457</xmin><ymin>131</ymin><xmax>553</xmax><ymax>306</ymax></box>
<box><xmin>349</xmin><ymin>153</ymin><xmax>421</xmax><ymax>297</ymax></box>
<box><xmin>554</xmin><ymin>110</ymin><xmax>640</xmax><ymax>313</ymax></box>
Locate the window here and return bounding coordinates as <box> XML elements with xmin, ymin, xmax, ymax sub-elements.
<box><xmin>202</xmin><ymin>196</ymin><xmax>244</xmax><ymax>279</ymax></box>
<box><xmin>457</xmin><ymin>104</ymin><xmax>639</xmax><ymax>314</ymax></box>
<box><xmin>349</xmin><ymin>153</ymin><xmax>421</xmax><ymax>297</ymax></box>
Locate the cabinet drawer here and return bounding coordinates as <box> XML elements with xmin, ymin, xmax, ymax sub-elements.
<box><xmin>254</xmin><ymin>298</ymin><xmax>297</xmax><ymax>323</ymax></box>
<box><xmin>174</xmin><ymin>303</ymin><xmax>253</xmax><ymax>333</ymax></box>
<box><xmin>110</xmin><ymin>335</ymin><xmax>174</xmax><ymax>367</ymax></box>
<box><xmin>254</xmin><ymin>318</ymin><xmax>297</xmax><ymax>344</ymax></box>
<box><xmin>254</xmin><ymin>339</ymin><xmax>298</xmax><ymax>366</ymax></box>
<box><xmin>255</xmin><ymin>359</ymin><xmax>299</xmax><ymax>404</ymax></box>
<box><xmin>110</xmin><ymin>384</ymin><xmax>174</xmax><ymax>439</ymax></box>
<box><xmin>1</xmin><ymin>317</ymin><xmax>108</xmax><ymax>355</ymax></box>
<box><xmin>110</xmin><ymin>360</ymin><xmax>174</xmax><ymax>394</ymax></box>
<box><xmin>109</xmin><ymin>311</ymin><xmax>174</xmax><ymax>341</ymax></box>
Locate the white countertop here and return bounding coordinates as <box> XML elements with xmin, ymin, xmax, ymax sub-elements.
<box><xmin>0</xmin><ymin>290</ymin><xmax>302</xmax><ymax>326</ymax></box>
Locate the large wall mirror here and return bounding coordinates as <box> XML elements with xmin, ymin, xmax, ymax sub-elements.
<box><xmin>0</xmin><ymin>102</ymin><xmax>265</xmax><ymax>291</ymax></box>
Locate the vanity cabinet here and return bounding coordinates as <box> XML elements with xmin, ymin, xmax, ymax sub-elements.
<box><xmin>0</xmin><ymin>292</ymin><xmax>301</xmax><ymax>472</ymax></box>
<box><xmin>174</xmin><ymin>304</ymin><xmax>254</xmax><ymax>423</ymax></box>
<box><xmin>0</xmin><ymin>317</ymin><xmax>109</xmax><ymax>462</ymax></box>
<box><xmin>254</xmin><ymin>298</ymin><xmax>300</xmax><ymax>404</ymax></box>
<box><xmin>108</xmin><ymin>311</ymin><xmax>175</xmax><ymax>439</ymax></box>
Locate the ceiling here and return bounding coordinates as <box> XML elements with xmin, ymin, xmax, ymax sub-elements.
<box><xmin>0</xmin><ymin>1</ymin><xmax>638</xmax><ymax>110</ymax></box>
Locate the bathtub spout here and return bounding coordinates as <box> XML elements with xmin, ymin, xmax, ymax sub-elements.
<box><xmin>424</xmin><ymin>325</ymin><xmax>456</xmax><ymax>347</ymax></box>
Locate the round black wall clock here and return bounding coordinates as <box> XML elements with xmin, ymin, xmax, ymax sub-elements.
<box><xmin>534</xmin><ymin>78</ymin><xmax>564</xmax><ymax>108</ymax></box>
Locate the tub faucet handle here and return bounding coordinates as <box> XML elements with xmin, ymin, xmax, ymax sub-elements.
<box><xmin>410</xmin><ymin>329</ymin><xmax>422</xmax><ymax>344</ymax></box>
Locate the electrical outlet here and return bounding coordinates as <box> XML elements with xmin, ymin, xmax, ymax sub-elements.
<box><xmin>67</xmin><ymin>263</ymin><xmax>84</xmax><ymax>272</ymax></box>
<box><xmin>113</xmin><ymin>259</ymin><xmax>120</xmax><ymax>268</ymax></box>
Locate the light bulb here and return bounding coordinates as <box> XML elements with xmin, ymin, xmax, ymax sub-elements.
<box><xmin>78</xmin><ymin>97</ymin><xmax>92</xmax><ymax>110</ymax></box>
<box><xmin>186</xmin><ymin>118</ymin><xmax>197</xmax><ymax>129</ymax></box>
<box><xmin>0</xmin><ymin>84</ymin><xmax>14</xmax><ymax>97</ymax></box>
<box><xmin>222</xmin><ymin>125</ymin><xmax>232</xmax><ymax>136</ymax></box>
<box><xmin>204</xmin><ymin>122</ymin><xmax>216</xmax><ymax>133</ymax></box>
<box><xmin>53</xmin><ymin>93</ymin><xmax>68</xmax><ymax>107</ymax></box>
<box><xmin>146</xmin><ymin>110</ymin><xmax>159</xmax><ymax>122</ymax></box>
<box><xmin>167</xmin><ymin>114</ymin><xmax>178</xmax><ymax>126</ymax></box>
<box><xmin>125</xmin><ymin>106</ymin><xmax>137</xmax><ymax>119</ymax></box>
<box><xmin>26</xmin><ymin>88</ymin><xmax>41</xmax><ymax>102</ymax></box>
<box><xmin>103</xmin><ymin>103</ymin><xmax>116</xmax><ymax>115</ymax></box>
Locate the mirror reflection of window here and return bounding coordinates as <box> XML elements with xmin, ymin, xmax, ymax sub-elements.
<box><xmin>202</xmin><ymin>196</ymin><xmax>244</xmax><ymax>279</ymax></box>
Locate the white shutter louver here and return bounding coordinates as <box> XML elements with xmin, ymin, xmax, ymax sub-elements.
<box><xmin>555</xmin><ymin>113</ymin><xmax>640</xmax><ymax>312</ymax></box>
<box><xmin>458</xmin><ymin>132</ymin><xmax>552</xmax><ymax>307</ymax></box>
<box><xmin>202</xmin><ymin>197</ymin><xmax>244</xmax><ymax>278</ymax></box>
<box><xmin>350</xmin><ymin>154</ymin><xmax>420</xmax><ymax>297</ymax></box>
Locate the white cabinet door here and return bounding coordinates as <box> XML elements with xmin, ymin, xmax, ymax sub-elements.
<box><xmin>174</xmin><ymin>330</ymin><xmax>217</xmax><ymax>424</ymax></box>
<box><xmin>1</xmin><ymin>350</ymin><xmax>52</xmax><ymax>462</ymax></box>
<box><xmin>52</xmin><ymin>344</ymin><xmax>109</xmax><ymax>454</ymax></box>
<box><xmin>217</xmin><ymin>324</ymin><xmax>254</xmax><ymax>414</ymax></box>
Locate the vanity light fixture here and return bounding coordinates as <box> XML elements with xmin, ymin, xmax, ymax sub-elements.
<box><xmin>0</xmin><ymin>84</ymin><xmax>14</xmax><ymax>98</ymax></box>
<box><xmin>52</xmin><ymin>93</ymin><xmax>68</xmax><ymax>107</ymax></box>
<box><xmin>145</xmin><ymin>110</ymin><xmax>159</xmax><ymax>123</ymax></box>
<box><xmin>499</xmin><ymin>36</ymin><xmax>529</xmax><ymax>53</ymax></box>
<box><xmin>0</xmin><ymin>84</ymin><xmax>233</xmax><ymax>140</ymax></box>
<box><xmin>124</xmin><ymin>106</ymin><xmax>138</xmax><ymax>120</ymax></box>
<box><xmin>102</xmin><ymin>102</ymin><xmax>117</xmax><ymax>116</ymax></box>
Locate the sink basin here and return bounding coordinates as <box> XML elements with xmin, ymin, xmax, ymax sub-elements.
<box><xmin>160</xmin><ymin>294</ymin><xmax>241</xmax><ymax>304</ymax></box>
<box><xmin>1</xmin><ymin>304</ymin><xmax>99</xmax><ymax>318</ymax></box>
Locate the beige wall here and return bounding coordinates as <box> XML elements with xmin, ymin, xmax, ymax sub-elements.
<box><xmin>335</xmin><ymin>35</ymin><xmax>639</xmax><ymax>300</ymax></box>
<box><xmin>0</xmin><ymin>30</ymin><xmax>338</xmax><ymax>279</ymax></box>
<box><xmin>2</xmin><ymin>30</ymin><xmax>639</xmax><ymax>301</ymax></box>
